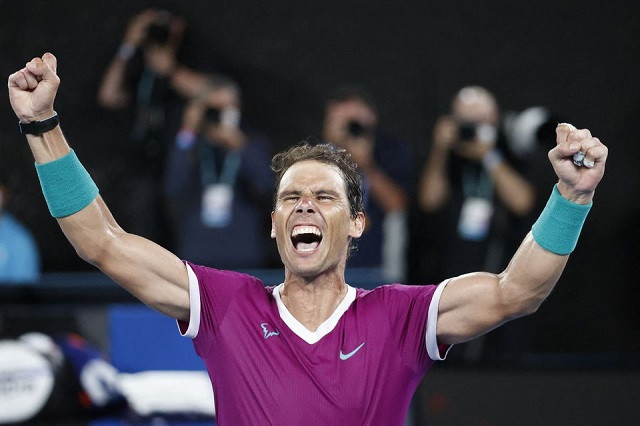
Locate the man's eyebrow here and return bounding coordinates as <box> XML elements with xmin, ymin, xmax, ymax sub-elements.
<box><xmin>278</xmin><ymin>189</ymin><xmax>301</xmax><ymax>198</ymax></box>
<box><xmin>315</xmin><ymin>189</ymin><xmax>341</xmax><ymax>196</ymax></box>
<box><xmin>277</xmin><ymin>188</ymin><xmax>341</xmax><ymax>198</ymax></box>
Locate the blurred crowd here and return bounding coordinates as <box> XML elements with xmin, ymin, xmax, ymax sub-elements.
<box><xmin>1</xmin><ymin>8</ymin><xmax>564</xmax><ymax>288</ymax></box>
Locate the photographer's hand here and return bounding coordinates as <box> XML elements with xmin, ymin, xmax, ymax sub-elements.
<box><xmin>432</xmin><ymin>116</ymin><xmax>457</xmax><ymax>151</ymax></box>
<box><xmin>181</xmin><ymin>100</ymin><xmax>206</xmax><ymax>133</ymax></box>
<box><xmin>123</xmin><ymin>9</ymin><xmax>157</xmax><ymax>48</ymax></box>
<box><xmin>145</xmin><ymin>15</ymin><xmax>185</xmax><ymax>77</ymax></box>
<box><xmin>207</xmin><ymin>125</ymin><xmax>247</xmax><ymax>151</ymax></box>
<box><xmin>345</xmin><ymin>137</ymin><xmax>374</xmax><ymax>171</ymax></box>
<box><xmin>453</xmin><ymin>139</ymin><xmax>493</xmax><ymax>163</ymax></box>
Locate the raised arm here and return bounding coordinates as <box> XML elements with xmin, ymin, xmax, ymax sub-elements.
<box><xmin>418</xmin><ymin>116</ymin><xmax>455</xmax><ymax>212</ymax></box>
<box><xmin>436</xmin><ymin>123</ymin><xmax>607</xmax><ymax>345</ymax></box>
<box><xmin>9</xmin><ymin>53</ymin><xmax>189</xmax><ymax>321</ymax></box>
<box><xmin>97</xmin><ymin>9</ymin><xmax>157</xmax><ymax>109</ymax></box>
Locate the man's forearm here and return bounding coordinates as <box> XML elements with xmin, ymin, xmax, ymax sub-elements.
<box><xmin>498</xmin><ymin>231</ymin><xmax>568</xmax><ymax>317</ymax></box>
<box><xmin>26</xmin><ymin>126</ymin><xmax>70</xmax><ymax>163</ymax></box>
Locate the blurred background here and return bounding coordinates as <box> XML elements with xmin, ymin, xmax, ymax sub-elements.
<box><xmin>1</xmin><ymin>1</ymin><xmax>639</xmax><ymax>424</ymax></box>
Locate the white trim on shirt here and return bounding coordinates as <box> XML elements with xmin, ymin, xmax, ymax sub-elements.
<box><xmin>179</xmin><ymin>266</ymin><xmax>451</xmax><ymax>361</ymax></box>
<box><xmin>273</xmin><ymin>283</ymin><xmax>356</xmax><ymax>345</ymax></box>
<box><xmin>426</xmin><ymin>279</ymin><xmax>452</xmax><ymax>361</ymax></box>
<box><xmin>178</xmin><ymin>263</ymin><xmax>201</xmax><ymax>339</ymax></box>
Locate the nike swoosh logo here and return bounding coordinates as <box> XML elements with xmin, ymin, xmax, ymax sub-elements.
<box><xmin>339</xmin><ymin>342</ymin><xmax>365</xmax><ymax>360</ymax></box>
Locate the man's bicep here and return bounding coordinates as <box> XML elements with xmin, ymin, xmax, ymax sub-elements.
<box><xmin>436</xmin><ymin>272</ymin><xmax>509</xmax><ymax>345</ymax></box>
<box><xmin>104</xmin><ymin>233</ymin><xmax>190</xmax><ymax>320</ymax></box>
<box><xmin>58</xmin><ymin>197</ymin><xmax>191</xmax><ymax>320</ymax></box>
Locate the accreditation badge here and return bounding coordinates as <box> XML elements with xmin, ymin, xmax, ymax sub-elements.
<box><xmin>457</xmin><ymin>197</ymin><xmax>493</xmax><ymax>241</ymax></box>
<box><xmin>201</xmin><ymin>183</ymin><xmax>234</xmax><ymax>228</ymax></box>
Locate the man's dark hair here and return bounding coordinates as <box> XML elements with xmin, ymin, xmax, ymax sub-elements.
<box><xmin>271</xmin><ymin>141</ymin><xmax>364</xmax><ymax>219</ymax></box>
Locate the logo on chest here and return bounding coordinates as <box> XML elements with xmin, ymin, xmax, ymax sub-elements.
<box><xmin>260</xmin><ymin>322</ymin><xmax>280</xmax><ymax>339</ymax></box>
<box><xmin>339</xmin><ymin>342</ymin><xmax>365</xmax><ymax>360</ymax></box>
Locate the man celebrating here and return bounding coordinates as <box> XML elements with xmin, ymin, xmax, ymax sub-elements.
<box><xmin>9</xmin><ymin>53</ymin><xmax>607</xmax><ymax>425</ymax></box>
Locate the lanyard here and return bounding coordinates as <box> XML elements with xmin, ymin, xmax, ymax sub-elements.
<box><xmin>461</xmin><ymin>164</ymin><xmax>493</xmax><ymax>199</ymax></box>
<box><xmin>199</xmin><ymin>142</ymin><xmax>242</xmax><ymax>186</ymax></box>
<box><xmin>136</xmin><ymin>67</ymin><xmax>156</xmax><ymax>106</ymax></box>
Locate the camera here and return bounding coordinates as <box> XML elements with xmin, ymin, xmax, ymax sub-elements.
<box><xmin>145</xmin><ymin>13</ymin><xmax>171</xmax><ymax>45</ymax></box>
<box><xmin>458</xmin><ymin>122</ymin><xmax>477</xmax><ymax>141</ymax></box>
<box><xmin>347</xmin><ymin>121</ymin><xmax>368</xmax><ymax>137</ymax></box>
<box><xmin>457</xmin><ymin>122</ymin><xmax>497</xmax><ymax>145</ymax></box>
<box><xmin>205</xmin><ymin>108</ymin><xmax>221</xmax><ymax>124</ymax></box>
<box><xmin>204</xmin><ymin>107</ymin><xmax>240</xmax><ymax>128</ymax></box>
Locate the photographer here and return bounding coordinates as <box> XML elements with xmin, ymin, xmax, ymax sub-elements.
<box><xmin>417</xmin><ymin>86</ymin><xmax>536</xmax><ymax>280</ymax></box>
<box><xmin>163</xmin><ymin>75</ymin><xmax>274</xmax><ymax>269</ymax></box>
<box><xmin>96</xmin><ymin>9</ymin><xmax>209</xmax><ymax>245</ymax></box>
<box><xmin>322</xmin><ymin>86</ymin><xmax>411</xmax><ymax>280</ymax></box>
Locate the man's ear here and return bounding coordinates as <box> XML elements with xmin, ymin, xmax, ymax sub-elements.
<box><xmin>270</xmin><ymin>211</ymin><xmax>276</xmax><ymax>239</ymax></box>
<box><xmin>349</xmin><ymin>212</ymin><xmax>365</xmax><ymax>238</ymax></box>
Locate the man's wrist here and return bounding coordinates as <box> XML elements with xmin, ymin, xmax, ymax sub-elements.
<box><xmin>556</xmin><ymin>181</ymin><xmax>594</xmax><ymax>204</ymax></box>
<box><xmin>19</xmin><ymin>111</ymin><xmax>60</xmax><ymax>135</ymax></box>
<box><xmin>531</xmin><ymin>184</ymin><xmax>592</xmax><ymax>255</ymax></box>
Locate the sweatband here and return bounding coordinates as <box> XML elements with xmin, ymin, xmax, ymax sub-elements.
<box><xmin>117</xmin><ymin>43</ymin><xmax>136</xmax><ymax>61</ymax></box>
<box><xmin>531</xmin><ymin>185</ymin><xmax>592</xmax><ymax>255</ymax></box>
<box><xmin>176</xmin><ymin>129</ymin><xmax>197</xmax><ymax>150</ymax></box>
<box><xmin>35</xmin><ymin>149</ymin><xmax>99</xmax><ymax>218</ymax></box>
<box><xmin>482</xmin><ymin>148</ymin><xmax>504</xmax><ymax>171</ymax></box>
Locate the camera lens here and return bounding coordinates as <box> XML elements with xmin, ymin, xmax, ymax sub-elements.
<box><xmin>458</xmin><ymin>122</ymin><xmax>476</xmax><ymax>141</ymax></box>
<box><xmin>205</xmin><ymin>108</ymin><xmax>221</xmax><ymax>123</ymax></box>
<box><xmin>146</xmin><ymin>18</ymin><xmax>170</xmax><ymax>45</ymax></box>
<box><xmin>347</xmin><ymin>121</ymin><xmax>366</xmax><ymax>137</ymax></box>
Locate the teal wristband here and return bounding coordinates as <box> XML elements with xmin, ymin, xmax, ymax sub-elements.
<box><xmin>531</xmin><ymin>185</ymin><xmax>592</xmax><ymax>255</ymax></box>
<box><xmin>35</xmin><ymin>149</ymin><xmax>99</xmax><ymax>218</ymax></box>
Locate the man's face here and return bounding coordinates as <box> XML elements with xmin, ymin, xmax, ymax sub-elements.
<box><xmin>271</xmin><ymin>160</ymin><xmax>364</xmax><ymax>278</ymax></box>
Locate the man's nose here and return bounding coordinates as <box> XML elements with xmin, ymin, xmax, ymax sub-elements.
<box><xmin>295</xmin><ymin>196</ymin><xmax>316</xmax><ymax>214</ymax></box>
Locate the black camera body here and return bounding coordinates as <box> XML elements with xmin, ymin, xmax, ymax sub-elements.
<box><xmin>205</xmin><ymin>108</ymin><xmax>221</xmax><ymax>124</ymax></box>
<box><xmin>146</xmin><ymin>13</ymin><xmax>171</xmax><ymax>45</ymax></box>
<box><xmin>457</xmin><ymin>121</ymin><xmax>497</xmax><ymax>145</ymax></box>
<box><xmin>347</xmin><ymin>121</ymin><xmax>369</xmax><ymax>137</ymax></box>
<box><xmin>457</xmin><ymin>122</ymin><xmax>477</xmax><ymax>142</ymax></box>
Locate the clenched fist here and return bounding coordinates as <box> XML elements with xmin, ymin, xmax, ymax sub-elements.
<box><xmin>8</xmin><ymin>53</ymin><xmax>59</xmax><ymax>122</ymax></box>
<box><xmin>550</xmin><ymin>123</ymin><xmax>608</xmax><ymax>204</ymax></box>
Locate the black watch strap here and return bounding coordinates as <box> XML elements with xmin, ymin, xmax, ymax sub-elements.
<box><xmin>19</xmin><ymin>112</ymin><xmax>60</xmax><ymax>135</ymax></box>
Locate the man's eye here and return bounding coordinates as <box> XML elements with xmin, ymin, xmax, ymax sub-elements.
<box><xmin>317</xmin><ymin>195</ymin><xmax>333</xmax><ymax>201</ymax></box>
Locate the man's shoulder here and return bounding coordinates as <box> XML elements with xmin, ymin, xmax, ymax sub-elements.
<box><xmin>187</xmin><ymin>262</ymin><xmax>268</xmax><ymax>291</ymax></box>
<box><xmin>355</xmin><ymin>283</ymin><xmax>439</xmax><ymax>303</ymax></box>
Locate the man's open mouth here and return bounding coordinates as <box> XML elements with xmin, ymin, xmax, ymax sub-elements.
<box><xmin>291</xmin><ymin>225</ymin><xmax>323</xmax><ymax>252</ymax></box>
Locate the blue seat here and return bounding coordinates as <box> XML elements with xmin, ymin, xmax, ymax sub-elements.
<box><xmin>99</xmin><ymin>304</ymin><xmax>214</xmax><ymax>425</ymax></box>
<box><xmin>107</xmin><ymin>304</ymin><xmax>206</xmax><ymax>372</ymax></box>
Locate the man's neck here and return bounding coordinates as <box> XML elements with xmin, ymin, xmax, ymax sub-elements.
<box><xmin>280</xmin><ymin>271</ymin><xmax>349</xmax><ymax>332</ymax></box>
